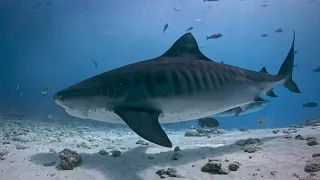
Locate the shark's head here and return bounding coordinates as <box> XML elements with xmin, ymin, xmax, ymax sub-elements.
<box><xmin>54</xmin><ymin>88</ymin><xmax>90</xmax><ymax>111</ymax></box>
<box><xmin>53</xmin><ymin>84</ymin><xmax>127</xmax><ymax>124</ymax></box>
<box><xmin>53</xmin><ymin>83</ymin><xmax>109</xmax><ymax>112</ymax></box>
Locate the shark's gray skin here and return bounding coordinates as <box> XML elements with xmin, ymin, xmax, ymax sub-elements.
<box><xmin>213</xmin><ymin>101</ymin><xmax>266</xmax><ymax>117</ymax></box>
<box><xmin>53</xmin><ymin>32</ymin><xmax>300</xmax><ymax>148</ymax></box>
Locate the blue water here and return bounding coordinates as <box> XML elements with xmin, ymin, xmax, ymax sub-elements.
<box><xmin>1</xmin><ymin>0</ymin><xmax>319</xmax><ymax>129</ymax></box>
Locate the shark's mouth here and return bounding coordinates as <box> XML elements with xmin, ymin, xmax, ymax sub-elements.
<box><xmin>54</xmin><ymin>99</ymin><xmax>70</xmax><ymax>109</ymax></box>
<box><xmin>64</xmin><ymin>108</ymin><xmax>125</xmax><ymax>124</ymax></box>
<box><xmin>65</xmin><ymin>108</ymin><xmax>88</xmax><ymax>119</ymax></box>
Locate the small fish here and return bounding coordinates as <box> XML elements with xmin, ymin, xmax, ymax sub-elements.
<box><xmin>173</xmin><ymin>7</ymin><xmax>180</xmax><ymax>12</ymax></box>
<box><xmin>196</xmin><ymin>19</ymin><xmax>204</xmax><ymax>23</ymax></box>
<box><xmin>203</xmin><ymin>0</ymin><xmax>219</xmax><ymax>2</ymax></box>
<box><xmin>312</xmin><ymin>67</ymin><xmax>320</xmax><ymax>72</ymax></box>
<box><xmin>261</xmin><ymin>4</ymin><xmax>268</xmax><ymax>7</ymax></box>
<box><xmin>275</xmin><ymin>28</ymin><xmax>283</xmax><ymax>33</ymax></box>
<box><xmin>92</xmin><ymin>60</ymin><xmax>98</xmax><ymax>68</ymax></box>
<box><xmin>20</xmin><ymin>92</ymin><xmax>23</xmax><ymax>97</ymax></box>
<box><xmin>258</xmin><ymin>119</ymin><xmax>264</xmax><ymax>124</ymax></box>
<box><xmin>48</xmin><ymin>114</ymin><xmax>53</xmax><ymax>119</ymax></box>
<box><xmin>303</xmin><ymin>102</ymin><xmax>318</xmax><ymax>108</ymax></box>
<box><xmin>206</xmin><ymin>33</ymin><xmax>222</xmax><ymax>40</ymax></box>
<box><xmin>261</xmin><ymin>34</ymin><xmax>268</xmax><ymax>37</ymax></box>
<box><xmin>41</xmin><ymin>87</ymin><xmax>50</xmax><ymax>94</ymax></box>
<box><xmin>186</xmin><ymin>27</ymin><xmax>193</xmax><ymax>31</ymax></box>
<box><xmin>294</xmin><ymin>50</ymin><xmax>299</xmax><ymax>54</ymax></box>
<box><xmin>163</xmin><ymin>23</ymin><xmax>168</xmax><ymax>34</ymax></box>
<box><xmin>16</xmin><ymin>83</ymin><xmax>20</xmax><ymax>90</ymax></box>
<box><xmin>294</xmin><ymin>63</ymin><xmax>298</xmax><ymax>68</ymax></box>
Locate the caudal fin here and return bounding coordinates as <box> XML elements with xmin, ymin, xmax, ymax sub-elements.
<box><xmin>277</xmin><ymin>31</ymin><xmax>301</xmax><ymax>93</ymax></box>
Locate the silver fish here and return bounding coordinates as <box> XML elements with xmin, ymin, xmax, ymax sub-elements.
<box><xmin>54</xmin><ymin>32</ymin><xmax>300</xmax><ymax>147</ymax></box>
<box><xmin>41</xmin><ymin>87</ymin><xmax>50</xmax><ymax>94</ymax></box>
<box><xmin>196</xmin><ymin>19</ymin><xmax>204</xmax><ymax>23</ymax></box>
<box><xmin>173</xmin><ymin>7</ymin><xmax>180</xmax><ymax>12</ymax></box>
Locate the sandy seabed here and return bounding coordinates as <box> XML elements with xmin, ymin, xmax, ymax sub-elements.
<box><xmin>0</xmin><ymin>119</ymin><xmax>319</xmax><ymax>180</ymax></box>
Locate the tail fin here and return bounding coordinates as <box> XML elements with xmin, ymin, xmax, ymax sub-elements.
<box><xmin>303</xmin><ymin>104</ymin><xmax>306</xmax><ymax>107</ymax></box>
<box><xmin>277</xmin><ymin>31</ymin><xmax>301</xmax><ymax>93</ymax></box>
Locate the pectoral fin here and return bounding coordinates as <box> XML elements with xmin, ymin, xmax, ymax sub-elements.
<box><xmin>114</xmin><ymin>107</ymin><xmax>172</xmax><ymax>148</ymax></box>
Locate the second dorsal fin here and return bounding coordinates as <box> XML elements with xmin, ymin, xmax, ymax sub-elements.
<box><xmin>259</xmin><ymin>67</ymin><xmax>270</xmax><ymax>74</ymax></box>
<box><xmin>160</xmin><ymin>33</ymin><xmax>211</xmax><ymax>61</ymax></box>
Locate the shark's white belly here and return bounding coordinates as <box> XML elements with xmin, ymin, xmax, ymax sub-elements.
<box><xmin>64</xmin><ymin>84</ymin><xmax>261</xmax><ymax>124</ymax></box>
<box><xmin>156</xmin><ymin>84</ymin><xmax>261</xmax><ymax>123</ymax></box>
<box><xmin>65</xmin><ymin>108</ymin><xmax>126</xmax><ymax>124</ymax></box>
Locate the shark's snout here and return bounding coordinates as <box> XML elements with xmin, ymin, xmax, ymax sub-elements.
<box><xmin>53</xmin><ymin>92</ymin><xmax>69</xmax><ymax>109</ymax></box>
<box><xmin>53</xmin><ymin>92</ymin><xmax>60</xmax><ymax>101</ymax></box>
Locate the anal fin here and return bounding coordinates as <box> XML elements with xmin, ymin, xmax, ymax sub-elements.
<box><xmin>240</xmin><ymin>104</ymin><xmax>250</xmax><ymax>112</ymax></box>
<box><xmin>234</xmin><ymin>107</ymin><xmax>243</xmax><ymax>116</ymax></box>
<box><xmin>254</xmin><ymin>96</ymin><xmax>270</xmax><ymax>103</ymax></box>
<box><xmin>265</xmin><ymin>89</ymin><xmax>278</xmax><ymax>97</ymax></box>
<box><xmin>114</xmin><ymin>107</ymin><xmax>172</xmax><ymax>148</ymax></box>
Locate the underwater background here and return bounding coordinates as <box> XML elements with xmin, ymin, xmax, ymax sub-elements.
<box><xmin>1</xmin><ymin>0</ymin><xmax>319</xmax><ymax>129</ymax></box>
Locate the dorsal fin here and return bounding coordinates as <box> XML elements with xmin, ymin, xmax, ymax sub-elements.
<box><xmin>161</xmin><ymin>32</ymin><xmax>211</xmax><ymax>61</ymax></box>
<box><xmin>259</xmin><ymin>67</ymin><xmax>269</xmax><ymax>74</ymax></box>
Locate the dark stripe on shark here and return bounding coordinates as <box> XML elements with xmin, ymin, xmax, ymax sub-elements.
<box><xmin>178</xmin><ymin>68</ymin><xmax>193</xmax><ymax>95</ymax></box>
<box><xmin>155</xmin><ymin>70</ymin><xmax>168</xmax><ymax>85</ymax></box>
<box><xmin>133</xmin><ymin>73</ymin><xmax>142</xmax><ymax>86</ymax></box>
<box><xmin>132</xmin><ymin>72</ymin><xmax>150</xmax><ymax>99</ymax></box>
<box><xmin>199</xmin><ymin>67</ymin><xmax>210</xmax><ymax>92</ymax></box>
<box><xmin>189</xmin><ymin>68</ymin><xmax>202</xmax><ymax>92</ymax></box>
<box><xmin>207</xmin><ymin>68</ymin><xmax>218</xmax><ymax>91</ymax></box>
<box><xmin>155</xmin><ymin>70</ymin><xmax>170</xmax><ymax>96</ymax></box>
<box><xmin>171</xmin><ymin>69</ymin><xmax>183</xmax><ymax>96</ymax></box>
<box><xmin>115</xmin><ymin>77</ymin><xmax>130</xmax><ymax>98</ymax></box>
<box><xmin>144</xmin><ymin>71</ymin><xmax>156</xmax><ymax>98</ymax></box>
<box><xmin>216</xmin><ymin>73</ymin><xmax>225</xmax><ymax>88</ymax></box>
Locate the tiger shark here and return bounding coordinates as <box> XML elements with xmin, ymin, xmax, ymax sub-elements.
<box><xmin>54</xmin><ymin>32</ymin><xmax>300</xmax><ymax>147</ymax></box>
